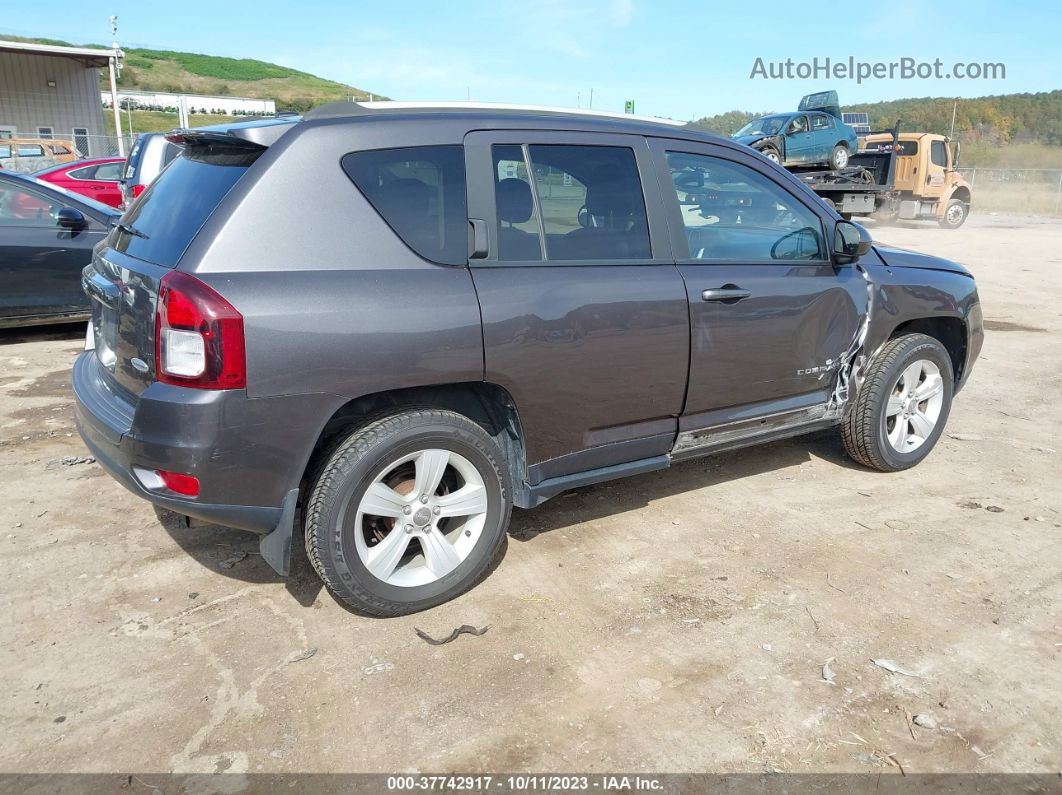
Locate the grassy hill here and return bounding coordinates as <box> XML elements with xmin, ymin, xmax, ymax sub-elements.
<box><xmin>6</xmin><ymin>36</ymin><xmax>384</xmax><ymax>112</ymax></box>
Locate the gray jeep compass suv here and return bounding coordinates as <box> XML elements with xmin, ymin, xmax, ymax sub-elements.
<box><xmin>74</xmin><ymin>102</ymin><xmax>983</xmax><ymax>616</ymax></box>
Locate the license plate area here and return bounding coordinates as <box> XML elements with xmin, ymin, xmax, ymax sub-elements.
<box><xmin>96</xmin><ymin>305</ymin><xmax>121</xmax><ymax>370</ymax></box>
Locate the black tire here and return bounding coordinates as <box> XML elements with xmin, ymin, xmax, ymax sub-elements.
<box><xmin>841</xmin><ymin>333</ymin><xmax>954</xmax><ymax>472</ymax></box>
<box><xmin>759</xmin><ymin>146</ymin><xmax>781</xmax><ymax>164</ymax></box>
<box><xmin>939</xmin><ymin>198</ymin><xmax>968</xmax><ymax>229</ymax></box>
<box><xmin>305</xmin><ymin>408</ymin><xmax>512</xmax><ymax>616</ymax></box>
<box><xmin>829</xmin><ymin>144</ymin><xmax>850</xmax><ymax>170</ymax></box>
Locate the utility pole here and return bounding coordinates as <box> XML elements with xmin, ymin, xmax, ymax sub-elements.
<box><xmin>108</xmin><ymin>15</ymin><xmax>125</xmax><ymax>156</ymax></box>
<box><xmin>589</xmin><ymin>87</ymin><xmax>594</xmax><ymax>109</ymax></box>
<box><xmin>949</xmin><ymin>99</ymin><xmax>958</xmax><ymax>140</ymax></box>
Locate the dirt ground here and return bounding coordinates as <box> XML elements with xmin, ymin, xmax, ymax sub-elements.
<box><xmin>1</xmin><ymin>212</ymin><xmax>1059</xmax><ymax>778</ymax></box>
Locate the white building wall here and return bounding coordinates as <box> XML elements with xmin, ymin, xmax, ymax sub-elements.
<box><xmin>101</xmin><ymin>90</ymin><xmax>275</xmax><ymax>115</ymax></box>
<box><xmin>0</xmin><ymin>51</ymin><xmax>107</xmax><ymax>155</ymax></box>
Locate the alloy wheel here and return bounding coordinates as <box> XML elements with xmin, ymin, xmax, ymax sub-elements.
<box><xmin>351</xmin><ymin>448</ymin><xmax>488</xmax><ymax>587</ymax></box>
<box><xmin>883</xmin><ymin>359</ymin><xmax>945</xmax><ymax>453</ymax></box>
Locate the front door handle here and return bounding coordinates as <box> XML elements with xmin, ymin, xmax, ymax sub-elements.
<box><xmin>702</xmin><ymin>287</ymin><xmax>751</xmax><ymax>302</ymax></box>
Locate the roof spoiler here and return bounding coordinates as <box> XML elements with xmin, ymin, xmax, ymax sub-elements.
<box><xmin>303</xmin><ymin>99</ymin><xmax>687</xmax><ymax>127</ymax></box>
<box><xmin>165</xmin><ymin>118</ymin><xmax>295</xmax><ymax>150</ymax></box>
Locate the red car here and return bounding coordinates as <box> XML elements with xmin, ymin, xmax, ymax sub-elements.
<box><xmin>31</xmin><ymin>157</ymin><xmax>125</xmax><ymax>208</ymax></box>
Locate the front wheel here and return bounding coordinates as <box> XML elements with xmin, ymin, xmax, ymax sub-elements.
<box><xmin>841</xmin><ymin>334</ymin><xmax>954</xmax><ymax>472</ymax></box>
<box><xmin>305</xmin><ymin>408</ymin><xmax>512</xmax><ymax>616</ymax></box>
<box><xmin>939</xmin><ymin>198</ymin><xmax>968</xmax><ymax>229</ymax></box>
<box><xmin>759</xmin><ymin>146</ymin><xmax>781</xmax><ymax>164</ymax></box>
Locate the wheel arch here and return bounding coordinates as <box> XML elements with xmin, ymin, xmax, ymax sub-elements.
<box><xmin>298</xmin><ymin>381</ymin><xmax>529</xmax><ymax>509</ymax></box>
<box><xmin>948</xmin><ymin>185</ymin><xmax>972</xmax><ymax>205</ymax></box>
<box><xmin>887</xmin><ymin>316</ymin><xmax>968</xmax><ymax>385</ymax></box>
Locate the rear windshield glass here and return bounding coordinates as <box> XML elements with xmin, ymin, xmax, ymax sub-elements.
<box><xmin>342</xmin><ymin>145</ymin><xmax>467</xmax><ymax>265</ymax></box>
<box><xmin>123</xmin><ymin>137</ymin><xmax>143</xmax><ymax>179</ymax></box>
<box><xmin>112</xmin><ymin>143</ymin><xmax>260</xmax><ymax>267</ymax></box>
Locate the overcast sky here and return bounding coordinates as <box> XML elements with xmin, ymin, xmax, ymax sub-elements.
<box><xmin>4</xmin><ymin>0</ymin><xmax>1058</xmax><ymax>120</ymax></box>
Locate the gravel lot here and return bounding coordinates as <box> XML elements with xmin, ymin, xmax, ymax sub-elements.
<box><xmin>1</xmin><ymin>213</ymin><xmax>1059</xmax><ymax>777</ymax></box>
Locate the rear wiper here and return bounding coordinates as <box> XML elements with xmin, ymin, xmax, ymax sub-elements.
<box><xmin>114</xmin><ymin>220</ymin><xmax>150</xmax><ymax>240</ymax></box>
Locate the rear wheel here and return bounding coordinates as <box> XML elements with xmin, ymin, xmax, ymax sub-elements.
<box><xmin>939</xmin><ymin>198</ymin><xmax>968</xmax><ymax>229</ymax></box>
<box><xmin>305</xmin><ymin>409</ymin><xmax>512</xmax><ymax>616</ymax></box>
<box><xmin>829</xmin><ymin>144</ymin><xmax>850</xmax><ymax>170</ymax></box>
<box><xmin>841</xmin><ymin>334</ymin><xmax>954</xmax><ymax>472</ymax></box>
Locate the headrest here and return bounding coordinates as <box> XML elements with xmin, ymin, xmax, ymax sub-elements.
<box><xmin>496</xmin><ymin>178</ymin><xmax>533</xmax><ymax>224</ymax></box>
<box><xmin>585</xmin><ymin>181</ymin><xmax>640</xmax><ymax>220</ymax></box>
<box><xmin>375</xmin><ymin>178</ymin><xmax>430</xmax><ymax>216</ymax></box>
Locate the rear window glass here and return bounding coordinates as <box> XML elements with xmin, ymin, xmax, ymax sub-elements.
<box><xmin>113</xmin><ymin>143</ymin><xmax>259</xmax><ymax>267</ymax></box>
<box><xmin>870</xmin><ymin>140</ymin><xmax>917</xmax><ymax>155</ymax></box>
<box><xmin>342</xmin><ymin>145</ymin><xmax>467</xmax><ymax>265</ymax></box>
<box><xmin>124</xmin><ymin>137</ymin><xmax>144</xmax><ymax>179</ymax></box>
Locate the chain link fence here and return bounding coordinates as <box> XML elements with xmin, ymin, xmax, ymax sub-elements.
<box><xmin>956</xmin><ymin>168</ymin><xmax>1062</xmax><ymax>217</ymax></box>
<box><xmin>75</xmin><ymin>133</ymin><xmax>138</xmax><ymax>160</ymax></box>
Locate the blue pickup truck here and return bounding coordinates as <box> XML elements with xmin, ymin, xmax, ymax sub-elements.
<box><xmin>732</xmin><ymin>91</ymin><xmax>859</xmax><ymax>170</ymax></box>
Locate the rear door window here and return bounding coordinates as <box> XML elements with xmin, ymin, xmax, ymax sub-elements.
<box><xmin>95</xmin><ymin>162</ymin><xmax>122</xmax><ymax>180</ymax></box>
<box><xmin>113</xmin><ymin>142</ymin><xmax>260</xmax><ymax>267</ymax></box>
<box><xmin>529</xmin><ymin>145</ymin><xmax>650</xmax><ymax>260</ymax></box>
<box><xmin>491</xmin><ymin>145</ymin><xmax>544</xmax><ymax>261</ymax></box>
<box><xmin>488</xmin><ymin>144</ymin><xmax>650</xmax><ymax>262</ymax></box>
<box><xmin>69</xmin><ymin>165</ymin><xmax>99</xmax><ymax>180</ymax></box>
<box><xmin>343</xmin><ymin>145</ymin><xmax>467</xmax><ymax>266</ymax></box>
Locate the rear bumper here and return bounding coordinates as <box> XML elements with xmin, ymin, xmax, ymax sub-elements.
<box><xmin>73</xmin><ymin>351</ymin><xmax>337</xmax><ymax>536</ymax></box>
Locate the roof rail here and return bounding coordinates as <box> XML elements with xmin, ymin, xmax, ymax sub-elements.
<box><xmin>304</xmin><ymin>100</ymin><xmax>686</xmax><ymax>127</ymax></box>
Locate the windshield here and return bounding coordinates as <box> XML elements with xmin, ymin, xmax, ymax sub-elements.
<box><xmin>734</xmin><ymin>115</ymin><xmax>789</xmax><ymax>137</ymax></box>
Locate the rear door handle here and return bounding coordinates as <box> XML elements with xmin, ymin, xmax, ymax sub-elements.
<box><xmin>702</xmin><ymin>287</ymin><xmax>751</xmax><ymax>302</ymax></box>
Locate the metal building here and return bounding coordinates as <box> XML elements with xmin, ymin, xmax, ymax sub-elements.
<box><xmin>0</xmin><ymin>39</ymin><xmax>110</xmax><ymax>157</ymax></box>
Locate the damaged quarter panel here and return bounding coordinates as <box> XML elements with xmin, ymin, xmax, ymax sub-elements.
<box><xmin>860</xmin><ymin>245</ymin><xmax>983</xmax><ymax>389</ymax></box>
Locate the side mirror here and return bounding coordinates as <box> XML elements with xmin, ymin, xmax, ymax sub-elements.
<box><xmin>56</xmin><ymin>207</ymin><xmax>86</xmax><ymax>230</ymax></box>
<box><xmin>833</xmin><ymin>220</ymin><xmax>872</xmax><ymax>264</ymax></box>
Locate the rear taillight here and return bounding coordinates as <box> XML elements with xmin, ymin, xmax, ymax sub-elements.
<box><xmin>158</xmin><ymin>470</ymin><xmax>200</xmax><ymax>497</ymax></box>
<box><xmin>132</xmin><ymin>183</ymin><xmax>146</xmax><ymax>198</ymax></box>
<box><xmin>155</xmin><ymin>271</ymin><xmax>246</xmax><ymax>389</ymax></box>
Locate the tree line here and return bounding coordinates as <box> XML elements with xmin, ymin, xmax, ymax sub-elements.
<box><xmin>688</xmin><ymin>91</ymin><xmax>1062</xmax><ymax>147</ymax></box>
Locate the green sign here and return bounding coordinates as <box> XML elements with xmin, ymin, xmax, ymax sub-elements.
<box><xmin>624</xmin><ymin>100</ymin><xmax>635</xmax><ymax>114</ymax></box>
